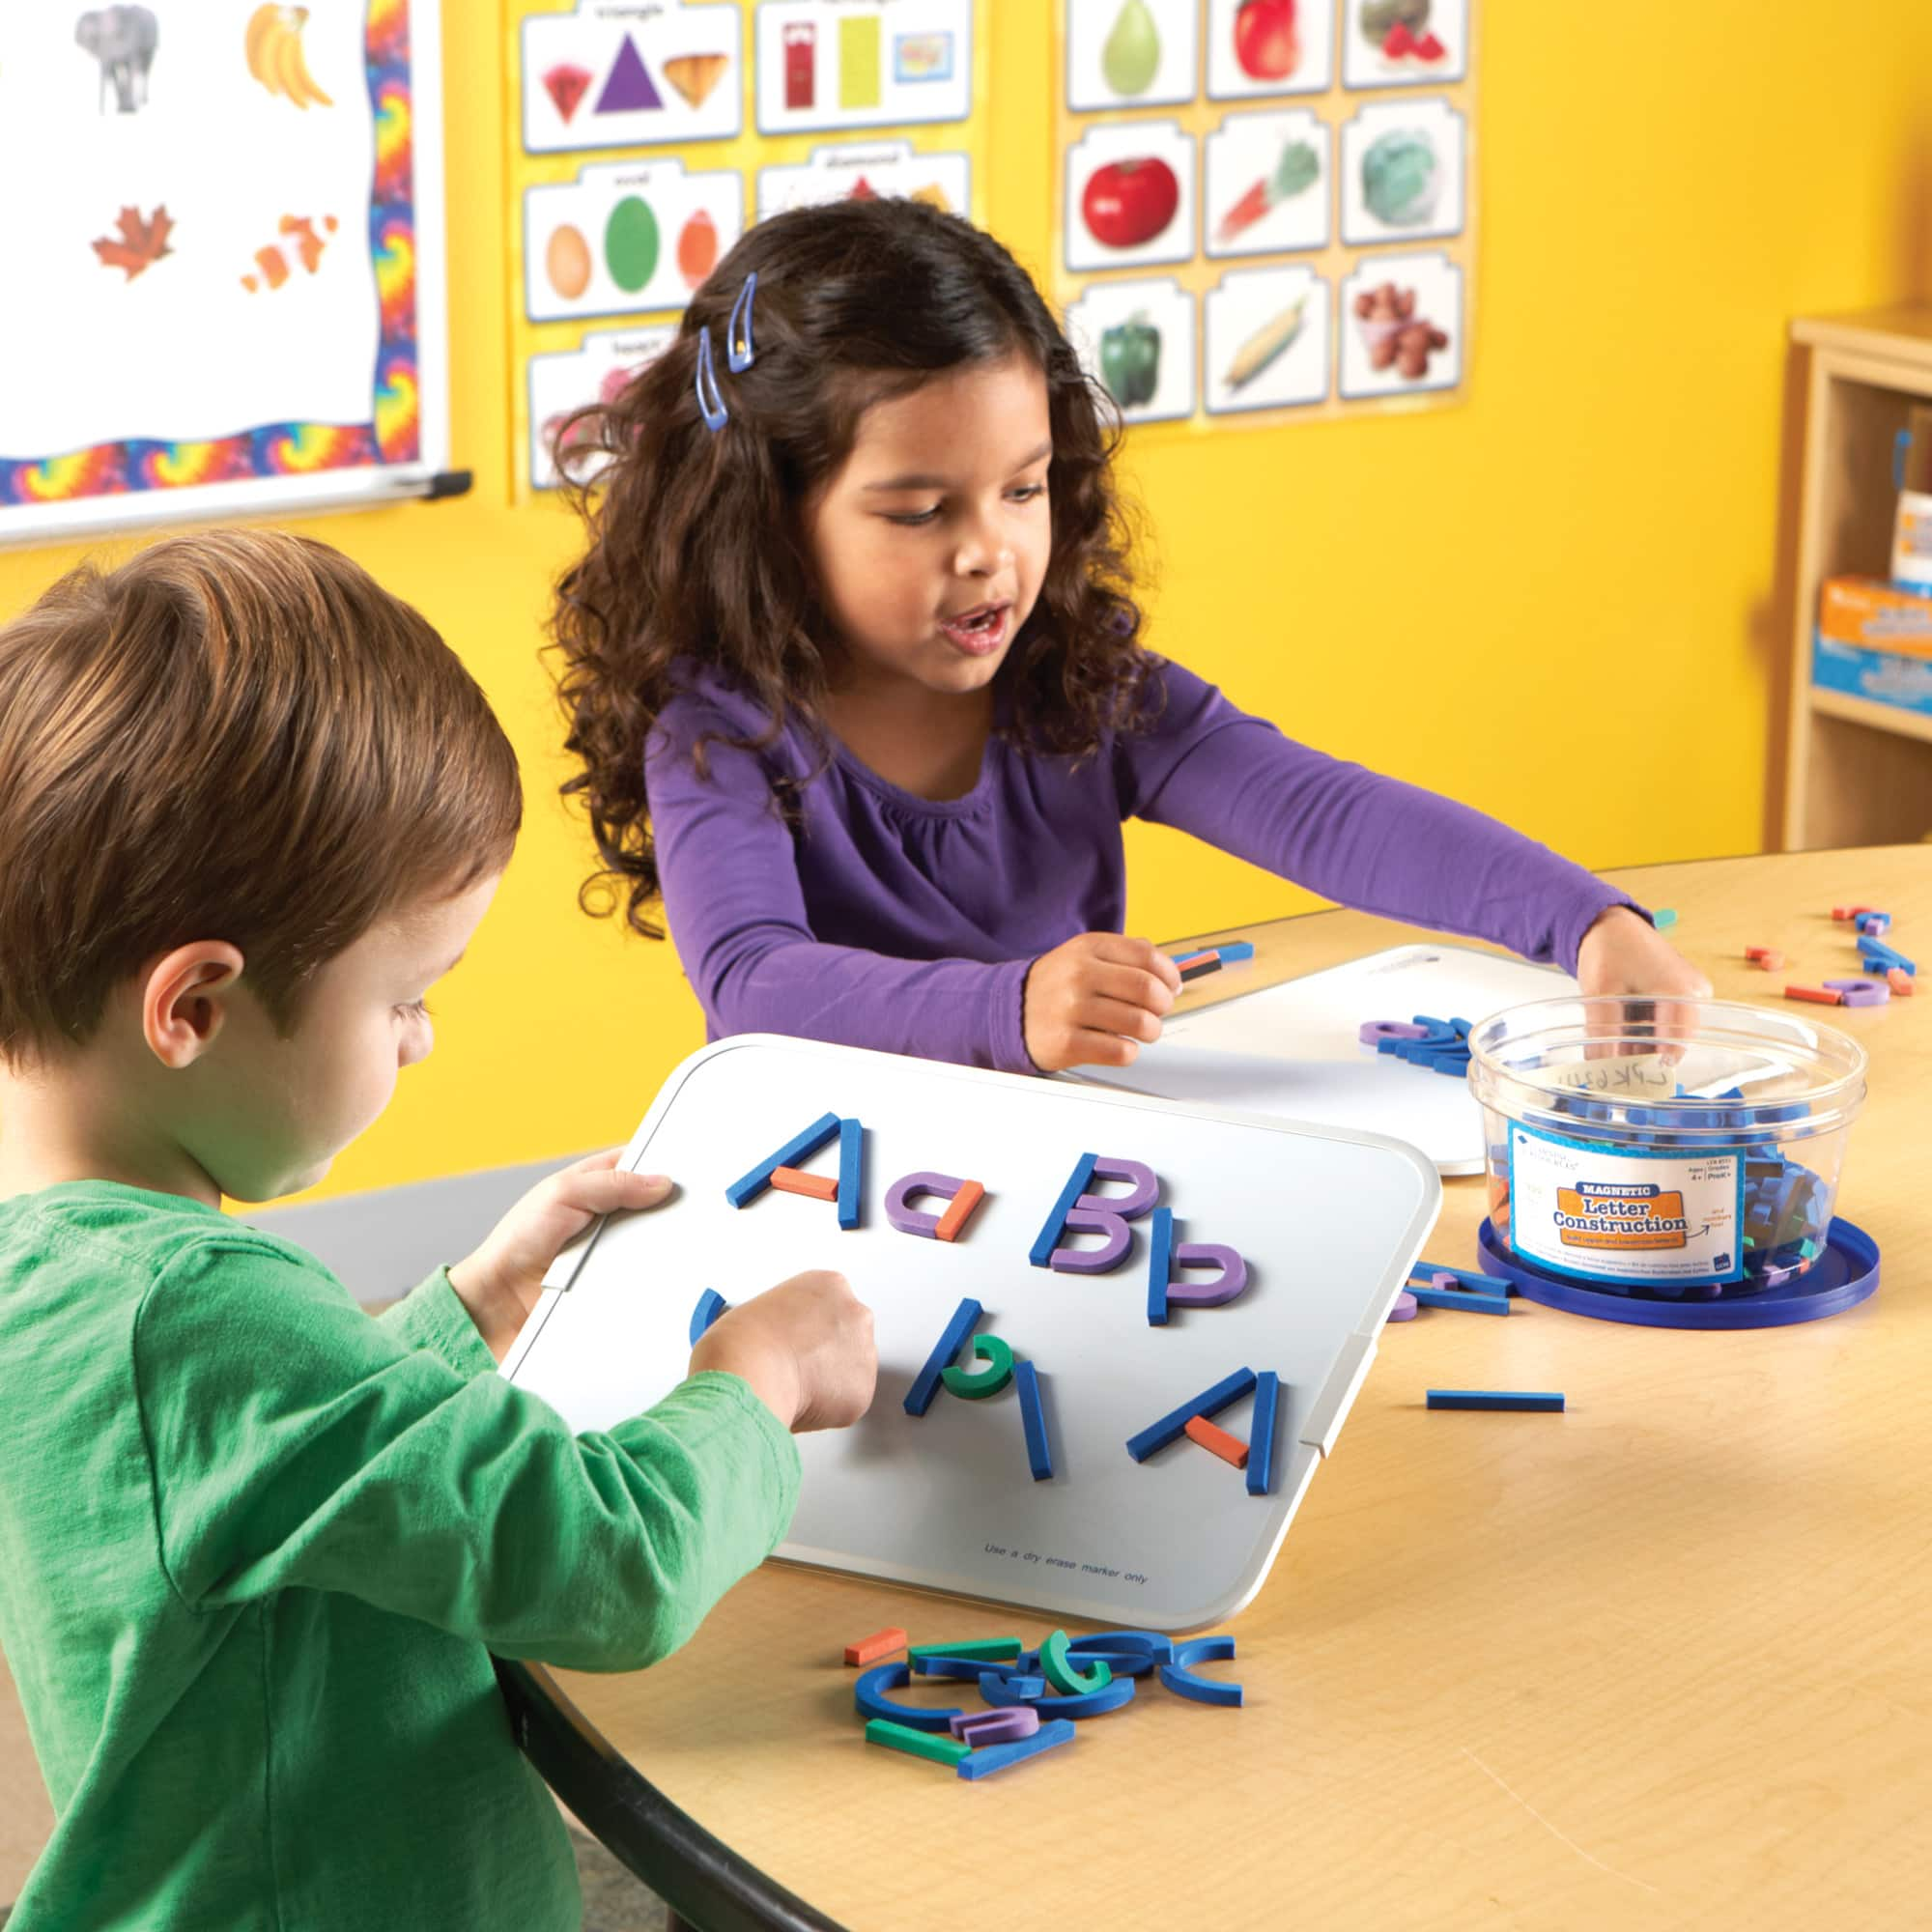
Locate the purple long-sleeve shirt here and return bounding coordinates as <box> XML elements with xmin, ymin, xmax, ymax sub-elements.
<box><xmin>647</xmin><ymin>659</ymin><xmax>1637</xmax><ymax>1074</ymax></box>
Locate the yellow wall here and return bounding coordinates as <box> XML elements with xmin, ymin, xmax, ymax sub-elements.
<box><xmin>3</xmin><ymin>1</ymin><xmax>1929</xmax><ymax>1201</ymax></box>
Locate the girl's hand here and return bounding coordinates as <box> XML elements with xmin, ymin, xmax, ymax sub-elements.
<box><xmin>1023</xmin><ymin>933</ymin><xmax>1183</xmax><ymax>1072</ymax></box>
<box><xmin>1576</xmin><ymin>904</ymin><xmax>1714</xmax><ymax>1054</ymax></box>
<box><xmin>448</xmin><ymin>1151</ymin><xmax>674</xmax><ymax>1362</ymax></box>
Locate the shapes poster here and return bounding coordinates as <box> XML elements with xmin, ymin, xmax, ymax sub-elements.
<box><xmin>525</xmin><ymin>159</ymin><xmax>744</xmax><ymax>322</ymax></box>
<box><xmin>526</xmin><ymin>322</ymin><xmax>678</xmax><ymax>491</ymax></box>
<box><xmin>756</xmin><ymin>139</ymin><xmax>971</xmax><ymax>221</ymax></box>
<box><xmin>508</xmin><ymin>0</ymin><xmax>989</xmax><ymax>500</ymax></box>
<box><xmin>0</xmin><ymin>0</ymin><xmax>450</xmax><ymax>541</ymax></box>
<box><xmin>753</xmin><ymin>1</ymin><xmax>972</xmax><ymax>137</ymax></box>
<box><xmin>1054</xmin><ymin>0</ymin><xmax>1476</xmax><ymax>433</ymax></box>
<box><xmin>521</xmin><ymin>1</ymin><xmax>743</xmax><ymax>151</ymax></box>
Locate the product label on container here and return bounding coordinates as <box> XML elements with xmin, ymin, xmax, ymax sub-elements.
<box><xmin>1507</xmin><ymin>1124</ymin><xmax>1745</xmax><ymax>1286</ymax></box>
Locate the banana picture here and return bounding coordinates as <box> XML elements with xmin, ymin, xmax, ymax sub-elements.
<box><xmin>244</xmin><ymin>5</ymin><xmax>332</xmax><ymax>109</ymax></box>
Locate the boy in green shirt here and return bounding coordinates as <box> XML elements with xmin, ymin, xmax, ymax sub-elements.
<box><xmin>0</xmin><ymin>530</ymin><xmax>877</xmax><ymax>1931</ymax></box>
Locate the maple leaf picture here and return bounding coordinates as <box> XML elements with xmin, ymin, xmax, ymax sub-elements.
<box><xmin>92</xmin><ymin>204</ymin><xmax>175</xmax><ymax>280</ymax></box>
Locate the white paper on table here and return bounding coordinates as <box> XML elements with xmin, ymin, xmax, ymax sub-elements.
<box><xmin>1066</xmin><ymin>943</ymin><xmax>1578</xmax><ymax>1175</ymax></box>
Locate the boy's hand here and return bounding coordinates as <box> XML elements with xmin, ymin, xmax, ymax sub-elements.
<box><xmin>1023</xmin><ymin>933</ymin><xmax>1182</xmax><ymax>1073</ymax></box>
<box><xmin>690</xmin><ymin>1269</ymin><xmax>876</xmax><ymax>1433</ymax></box>
<box><xmin>1577</xmin><ymin>905</ymin><xmax>1714</xmax><ymax>1058</ymax></box>
<box><xmin>449</xmin><ymin>1151</ymin><xmax>674</xmax><ymax>1363</ymax></box>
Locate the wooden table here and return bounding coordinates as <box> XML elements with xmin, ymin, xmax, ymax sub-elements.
<box><xmin>557</xmin><ymin>848</ymin><xmax>1930</xmax><ymax>1932</ymax></box>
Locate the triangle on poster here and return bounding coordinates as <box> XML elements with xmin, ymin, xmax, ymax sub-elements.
<box><xmin>596</xmin><ymin>34</ymin><xmax>662</xmax><ymax>114</ymax></box>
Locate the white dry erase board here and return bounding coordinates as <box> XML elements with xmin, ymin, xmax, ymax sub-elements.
<box><xmin>0</xmin><ymin>2</ymin><xmax>450</xmax><ymax>543</ymax></box>
<box><xmin>1071</xmin><ymin>944</ymin><xmax>1578</xmax><ymax>1175</ymax></box>
<box><xmin>502</xmin><ymin>1037</ymin><xmax>1440</xmax><ymax>1632</ymax></box>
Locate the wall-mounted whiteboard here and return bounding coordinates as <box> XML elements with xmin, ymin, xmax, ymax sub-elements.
<box><xmin>0</xmin><ymin>1</ymin><xmax>451</xmax><ymax>545</ymax></box>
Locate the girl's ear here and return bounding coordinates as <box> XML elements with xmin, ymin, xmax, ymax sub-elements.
<box><xmin>141</xmin><ymin>943</ymin><xmax>246</xmax><ymax>1069</ymax></box>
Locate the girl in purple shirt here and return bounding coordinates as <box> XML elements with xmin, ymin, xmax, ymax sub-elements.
<box><xmin>549</xmin><ymin>201</ymin><xmax>1704</xmax><ymax>1075</ymax></box>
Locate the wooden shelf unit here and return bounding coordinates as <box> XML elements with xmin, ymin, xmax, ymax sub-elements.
<box><xmin>1784</xmin><ymin>306</ymin><xmax>1932</xmax><ymax>850</ymax></box>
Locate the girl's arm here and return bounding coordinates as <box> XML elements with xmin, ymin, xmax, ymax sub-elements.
<box><xmin>648</xmin><ymin>700</ymin><xmax>1037</xmax><ymax>1073</ymax></box>
<box><xmin>1123</xmin><ymin>661</ymin><xmax>1642</xmax><ymax>973</ymax></box>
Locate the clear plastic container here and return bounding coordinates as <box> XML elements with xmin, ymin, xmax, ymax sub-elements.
<box><xmin>1467</xmin><ymin>997</ymin><xmax>1867</xmax><ymax>1299</ymax></box>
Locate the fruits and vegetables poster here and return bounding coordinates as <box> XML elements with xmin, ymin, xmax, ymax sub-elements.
<box><xmin>508</xmin><ymin>0</ymin><xmax>988</xmax><ymax>498</ymax></box>
<box><xmin>0</xmin><ymin>0</ymin><xmax>449</xmax><ymax>542</ymax></box>
<box><xmin>1058</xmin><ymin>0</ymin><xmax>1475</xmax><ymax>429</ymax></box>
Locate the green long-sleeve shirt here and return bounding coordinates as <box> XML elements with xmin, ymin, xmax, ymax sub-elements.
<box><xmin>0</xmin><ymin>1180</ymin><xmax>802</xmax><ymax>1930</ymax></box>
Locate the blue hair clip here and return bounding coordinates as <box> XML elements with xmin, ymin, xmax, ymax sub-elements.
<box><xmin>727</xmin><ymin>270</ymin><xmax>757</xmax><ymax>373</ymax></box>
<box><xmin>695</xmin><ymin>326</ymin><xmax>727</xmax><ymax>433</ymax></box>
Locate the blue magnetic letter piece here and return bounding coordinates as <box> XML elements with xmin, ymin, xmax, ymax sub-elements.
<box><xmin>688</xmin><ymin>1288</ymin><xmax>727</xmax><ymax>1346</ymax></box>
<box><xmin>1158</xmin><ymin>1634</ymin><xmax>1242</xmax><ymax>1707</ymax></box>
<box><xmin>1146</xmin><ymin>1207</ymin><xmax>1174</xmax><ymax>1326</ymax></box>
<box><xmin>837</xmin><ymin>1117</ymin><xmax>863</xmax><ymax>1230</ymax></box>
<box><xmin>1246</xmin><ymin>1371</ymin><xmax>1279</xmax><ymax>1495</ymax></box>
<box><xmin>1125</xmin><ymin>1367</ymin><xmax>1257</xmax><ymax>1463</ymax></box>
<box><xmin>1030</xmin><ymin>1152</ymin><xmax>1098</xmax><ymax>1268</ymax></box>
<box><xmin>1067</xmin><ymin>1630</ymin><xmax>1176</xmax><ymax>1663</ymax></box>
<box><xmin>853</xmin><ymin>1661</ymin><xmax>962</xmax><ymax>1732</ymax></box>
<box><xmin>956</xmin><ymin>1718</ymin><xmax>1076</xmax><ymax>1779</ymax></box>
<box><xmin>976</xmin><ymin>1669</ymin><xmax>1046</xmax><ymax>1699</ymax></box>
<box><xmin>904</xmin><ymin>1296</ymin><xmax>982</xmax><ymax>1417</ymax></box>
<box><xmin>1406</xmin><ymin>1287</ymin><xmax>1510</xmax><ymax>1315</ymax></box>
<box><xmin>1427</xmin><ymin>1389</ymin><xmax>1566</xmax><ymax>1412</ymax></box>
<box><xmin>1015</xmin><ymin>1359</ymin><xmax>1053</xmax><ymax>1481</ymax></box>
<box><xmin>1215</xmin><ymin>941</ymin><xmax>1256</xmax><ymax>961</ymax></box>
<box><xmin>979</xmin><ymin>1671</ymin><xmax>1135</xmax><ymax>1719</ymax></box>
<box><xmin>724</xmin><ymin>1111</ymin><xmax>840</xmax><ymax>1208</ymax></box>
<box><xmin>1412</xmin><ymin>1260</ymin><xmax>1507</xmax><ymax>1295</ymax></box>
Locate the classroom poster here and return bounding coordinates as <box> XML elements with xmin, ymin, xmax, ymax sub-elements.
<box><xmin>1053</xmin><ymin>0</ymin><xmax>1477</xmax><ymax>433</ymax></box>
<box><xmin>0</xmin><ymin>0</ymin><xmax>450</xmax><ymax>541</ymax></box>
<box><xmin>505</xmin><ymin>0</ymin><xmax>989</xmax><ymax>501</ymax></box>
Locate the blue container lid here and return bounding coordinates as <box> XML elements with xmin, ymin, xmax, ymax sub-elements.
<box><xmin>1475</xmin><ymin>1216</ymin><xmax>1879</xmax><ymax>1329</ymax></box>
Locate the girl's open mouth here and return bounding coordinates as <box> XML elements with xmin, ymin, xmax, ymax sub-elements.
<box><xmin>938</xmin><ymin>602</ymin><xmax>1011</xmax><ymax>657</ymax></box>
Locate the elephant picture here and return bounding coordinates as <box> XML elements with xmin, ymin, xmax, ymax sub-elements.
<box><xmin>75</xmin><ymin>6</ymin><xmax>159</xmax><ymax>115</ymax></box>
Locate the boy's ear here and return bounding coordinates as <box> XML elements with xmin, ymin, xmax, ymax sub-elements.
<box><xmin>141</xmin><ymin>943</ymin><xmax>247</xmax><ymax>1069</ymax></box>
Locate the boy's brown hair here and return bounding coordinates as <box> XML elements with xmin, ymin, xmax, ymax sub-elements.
<box><xmin>0</xmin><ymin>528</ymin><xmax>521</xmax><ymax>1065</ymax></box>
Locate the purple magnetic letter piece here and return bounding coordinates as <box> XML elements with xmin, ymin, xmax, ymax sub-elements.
<box><xmin>1360</xmin><ymin>1020</ymin><xmax>1430</xmax><ymax>1045</ymax></box>
<box><xmin>1165</xmin><ymin>1243</ymin><xmax>1249</xmax><ymax>1307</ymax></box>
<box><xmin>886</xmin><ymin>1170</ymin><xmax>963</xmax><ymax>1239</ymax></box>
<box><xmin>1076</xmin><ymin>1157</ymin><xmax>1159</xmax><ymax>1220</ymax></box>
<box><xmin>1050</xmin><ymin>1206</ymin><xmax>1132</xmax><ymax>1273</ymax></box>
<box><xmin>950</xmin><ymin>1707</ymin><xmax>1040</xmax><ymax>1745</ymax></box>
<box><xmin>1830</xmin><ymin>982</ymin><xmax>1889</xmax><ymax>1008</ymax></box>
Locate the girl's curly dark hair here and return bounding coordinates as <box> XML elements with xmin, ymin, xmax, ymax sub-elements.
<box><xmin>548</xmin><ymin>196</ymin><xmax>1151</xmax><ymax>937</ymax></box>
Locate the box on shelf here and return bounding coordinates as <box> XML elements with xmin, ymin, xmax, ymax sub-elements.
<box><xmin>1813</xmin><ymin>637</ymin><xmax>1932</xmax><ymax>720</ymax></box>
<box><xmin>1817</xmin><ymin>577</ymin><xmax>1932</xmax><ymax>658</ymax></box>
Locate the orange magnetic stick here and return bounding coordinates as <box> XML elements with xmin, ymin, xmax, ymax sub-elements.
<box><xmin>1783</xmin><ymin>985</ymin><xmax>1843</xmax><ymax>1006</ymax></box>
<box><xmin>770</xmin><ymin>1166</ymin><xmax>838</xmax><ymax>1201</ymax></box>
<box><xmin>843</xmin><ymin>1627</ymin><xmax>908</xmax><ymax>1667</ymax></box>
<box><xmin>1889</xmin><ymin>968</ymin><xmax>1916</xmax><ymax>997</ymax></box>
<box><xmin>933</xmin><ymin>1179</ymin><xmax>986</xmax><ymax>1243</ymax></box>
<box><xmin>1184</xmin><ymin>1414</ymin><xmax>1250</xmax><ymax>1469</ymax></box>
